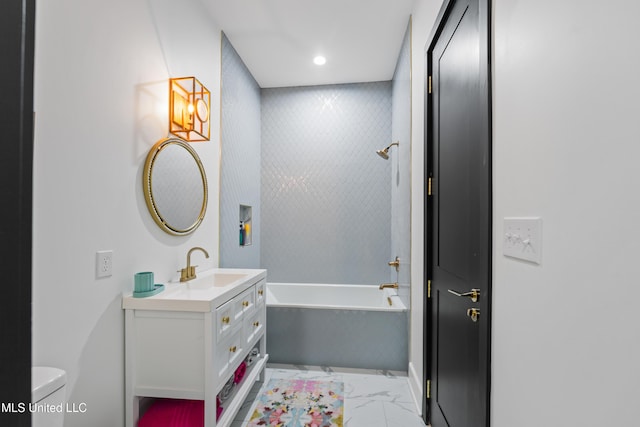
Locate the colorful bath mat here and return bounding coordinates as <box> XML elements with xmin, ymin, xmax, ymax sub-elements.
<box><xmin>247</xmin><ymin>378</ymin><xmax>344</xmax><ymax>427</ymax></box>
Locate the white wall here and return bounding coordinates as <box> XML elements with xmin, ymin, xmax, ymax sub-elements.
<box><xmin>492</xmin><ymin>0</ymin><xmax>640</xmax><ymax>425</ymax></box>
<box><xmin>32</xmin><ymin>0</ymin><xmax>222</xmax><ymax>425</ymax></box>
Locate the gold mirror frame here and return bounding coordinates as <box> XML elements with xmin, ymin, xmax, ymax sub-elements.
<box><xmin>143</xmin><ymin>137</ymin><xmax>208</xmax><ymax>236</ymax></box>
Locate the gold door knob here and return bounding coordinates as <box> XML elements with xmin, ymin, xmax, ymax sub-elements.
<box><xmin>258</xmin><ymin>290</ymin><xmax>264</xmax><ymax>296</ymax></box>
<box><xmin>467</xmin><ymin>308</ymin><xmax>480</xmax><ymax>322</ymax></box>
<box><xmin>253</xmin><ymin>321</ymin><xmax>260</xmax><ymax>327</ymax></box>
<box><xmin>242</xmin><ymin>301</ymin><xmax>249</xmax><ymax>307</ymax></box>
<box><xmin>448</xmin><ymin>288</ymin><xmax>480</xmax><ymax>303</ymax></box>
<box><xmin>222</xmin><ymin>316</ymin><xmax>230</xmax><ymax>324</ymax></box>
<box><xmin>229</xmin><ymin>346</ymin><xmax>237</xmax><ymax>353</ymax></box>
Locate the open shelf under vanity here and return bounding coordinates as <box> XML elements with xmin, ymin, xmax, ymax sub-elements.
<box><xmin>123</xmin><ymin>269</ymin><xmax>267</xmax><ymax>427</ymax></box>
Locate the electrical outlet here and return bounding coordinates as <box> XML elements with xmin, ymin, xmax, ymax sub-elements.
<box><xmin>96</xmin><ymin>250</ymin><xmax>113</xmax><ymax>278</ymax></box>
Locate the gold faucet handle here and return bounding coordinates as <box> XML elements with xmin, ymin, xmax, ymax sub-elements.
<box><xmin>178</xmin><ymin>265</ymin><xmax>198</xmax><ymax>282</ymax></box>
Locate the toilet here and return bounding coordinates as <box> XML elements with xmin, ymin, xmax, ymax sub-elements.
<box><xmin>32</xmin><ymin>367</ymin><xmax>67</xmax><ymax>427</ymax></box>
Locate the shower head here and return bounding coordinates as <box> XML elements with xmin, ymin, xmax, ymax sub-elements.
<box><xmin>376</xmin><ymin>142</ymin><xmax>399</xmax><ymax>160</ymax></box>
<box><xmin>376</xmin><ymin>148</ymin><xmax>390</xmax><ymax>159</ymax></box>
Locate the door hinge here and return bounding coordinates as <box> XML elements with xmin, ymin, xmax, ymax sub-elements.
<box><xmin>427</xmin><ymin>280</ymin><xmax>431</xmax><ymax>298</ymax></box>
<box><xmin>426</xmin><ymin>379</ymin><xmax>431</xmax><ymax>399</ymax></box>
<box><xmin>427</xmin><ymin>177</ymin><xmax>432</xmax><ymax>196</ymax></box>
<box><xmin>428</xmin><ymin>76</ymin><xmax>432</xmax><ymax>94</ymax></box>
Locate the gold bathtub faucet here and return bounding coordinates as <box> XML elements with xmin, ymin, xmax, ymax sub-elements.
<box><xmin>179</xmin><ymin>246</ymin><xmax>209</xmax><ymax>282</ymax></box>
<box><xmin>379</xmin><ymin>282</ymin><xmax>399</xmax><ymax>290</ymax></box>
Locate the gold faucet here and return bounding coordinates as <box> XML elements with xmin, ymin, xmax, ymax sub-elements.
<box><xmin>379</xmin><ymin>282</ymin><xmax>399</xmax><ymax>290</ymax></box>
<box><xmin>388</xmin><ymin>256</ymin><xmax>400</xmax><ymax>272</ymax></box>
<box><xmin>180</xmin><ymin>246</ymin><xmax>209</xmax><ymax>282</ymax></box>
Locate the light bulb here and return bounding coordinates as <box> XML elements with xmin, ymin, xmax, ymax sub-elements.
<box><xmin>313</xmin><ymin>55</ymin><xmax>326</xmax><ymax>66</ymax></box>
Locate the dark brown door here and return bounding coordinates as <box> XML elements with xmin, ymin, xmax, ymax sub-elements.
<box><xmin>425</xmin><ymin>0</ymin><xmax>491</xmax><ymax>425</ymax></box>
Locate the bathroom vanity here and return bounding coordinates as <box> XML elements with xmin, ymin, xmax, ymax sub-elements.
<box><xmin>122</xmin><ymin>268</ymin><xmax>267</xmax><ymax>427</ymax></box>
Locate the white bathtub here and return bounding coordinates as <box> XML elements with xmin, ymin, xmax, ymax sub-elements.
<box><xmin>265</xmin><ymin>282</ymin><xmax>408</xmax><ymax>371</ymax></box>
<box><xmin>266</xmin><ymin>282</ymin><xmax>407</xmax><ymax>312</ymax></box>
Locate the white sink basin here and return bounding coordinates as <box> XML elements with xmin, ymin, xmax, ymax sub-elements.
<box><xmin>185</xmin><ymin>272</ymin><xmax>248</xmax><ymax>288</ymax></box>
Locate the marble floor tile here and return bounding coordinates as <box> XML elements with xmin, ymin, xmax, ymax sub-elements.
<box><xmin>382</xmin><ymin>401</ymin><xmax>426</xmax><ymax>427</ymax></box>
<box><xmin>342</xmin><ymin>372</ymin><xmax>414</xmax><ymax>403</ymax></box>
<box><xmin>344</xmin><ymin>398</ymin><xmax>386</xmax><ymax>427</ymax></box>
<box><xmin>231</xmin><ymin>365</ymin><xmax>425</xmax><ymax>427</ymax></box>
<box><xmin>268</xmin><ymin>367</ymin><xmax>340</xmax><ymax>382</ymax></box>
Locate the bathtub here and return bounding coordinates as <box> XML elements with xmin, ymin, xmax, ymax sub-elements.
<box><xmin>266</xmin><ymin>283</ymin><xmax>408</xmax><ymax>372</ymax></box>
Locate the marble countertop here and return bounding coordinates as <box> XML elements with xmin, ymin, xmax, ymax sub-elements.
<box><xmin>122</xmin><ymin>268</ymin><xmax>267</xmax><ymax>312</ymax></box>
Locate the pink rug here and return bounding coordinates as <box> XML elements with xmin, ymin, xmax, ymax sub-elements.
<box><xmin>247</xmin><ymin>378</ymin><xmax>344</xmax><ymax>427</ymax></box>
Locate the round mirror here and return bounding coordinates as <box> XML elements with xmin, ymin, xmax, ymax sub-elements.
<box><xmin>143</xmin><ymin>137</ymin><xmax>208</xmax><ymax>235</ymax></box>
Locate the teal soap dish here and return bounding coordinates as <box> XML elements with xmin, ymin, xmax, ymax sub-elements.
<box><xmin>133</xmin><ymin>284</ymin><xmax>165</xmax><ymax>298</ymax></box>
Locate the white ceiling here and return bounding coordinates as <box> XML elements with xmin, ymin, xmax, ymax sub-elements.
<box><xmin>205</xmin><ymin>0</ymin><xmax>416</xmax><ymax>88</ymax></box>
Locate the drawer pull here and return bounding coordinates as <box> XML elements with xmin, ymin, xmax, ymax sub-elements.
<box><xmin>258</xmin><ymin>290</ymin><xmax>264</xmax><ymax>296</ymax></box>
<box><xmin>222</xmin><ymin>316</ymin><xmax>230</xmax><ymax>324</ymax></box>
<box><xmin>229</xmin><ymin>346</ymin><xmax>237</xmax><ymax>353</ymax></box>
<box><xmin>253</xmin><ymin>321</ymin><xmax>260</xmax><ymax>327</ymax></box>
<box><xmin>242</xmin><ymin>301</ymin><xmax>249</xmax><ymax>307</ymax></box>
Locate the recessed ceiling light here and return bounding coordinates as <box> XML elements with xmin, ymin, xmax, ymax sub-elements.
<box><xmin>313</xmin><ymin>55</ymin><xmax>326</xmax><ymax>66</ymax></box>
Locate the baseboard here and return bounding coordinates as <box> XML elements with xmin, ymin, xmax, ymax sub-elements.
<box><xmin>408</xmin><ymin>361</ymin><xmax>423</xmax><ymax>416</ymax></box>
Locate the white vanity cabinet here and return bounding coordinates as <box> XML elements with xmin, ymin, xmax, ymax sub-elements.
<box><xmin>123</xmin><ymin>269</ymin><xmax>268</xmax><ymax>427</ymax></box>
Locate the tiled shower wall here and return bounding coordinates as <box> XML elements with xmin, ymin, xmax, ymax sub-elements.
<box><xmin>261</xmin><ymin>82</ymin><xmax>393</xmax><ymax>284</ymax></box>
<box><xmin>219</xmin><ymin>33</ymin><xmax>261</xmax><ymax>268</ymax></box>
<box><xmin>391</xmin><ymin>20</ymin><xmax>412</xmax><ymax>302</ymax></box>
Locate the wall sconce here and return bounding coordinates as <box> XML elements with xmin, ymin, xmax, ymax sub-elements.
<box><xmin>169</xmin><ymin>76</ymin><xmax>210</xmax><ymax>142</ymax></box>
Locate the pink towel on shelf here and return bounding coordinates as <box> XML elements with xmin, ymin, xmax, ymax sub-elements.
<box><xmin>234</xmin><ymin>361</ymin><xmax>247</xmax><ymax>384</ymax></box>
<box><xmin>217</xmin><ymin>396</ymin><xmax>223</xmax><ymax>421</ymax></box>
<box><xmin>138</xmin><ymin>399</ymin><xmax>205</xmax><ymax>427</ymax></box>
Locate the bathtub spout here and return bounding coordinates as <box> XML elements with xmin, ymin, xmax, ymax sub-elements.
<box><xmin>379</xmin><ymin>282</ymin><xmax>399</xmax><ymax>290</ymax></box>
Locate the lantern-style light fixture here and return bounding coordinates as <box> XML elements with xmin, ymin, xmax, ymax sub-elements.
<box><xmin>169</xmin><ymin>76</ymin><xmax>210</xmax><ymax>142</ymax></box>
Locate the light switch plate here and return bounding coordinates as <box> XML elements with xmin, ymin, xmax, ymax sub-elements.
<box><xmin>503</xmin><ymin>217</ymin><xmax>542</xmax><ymax>264</ymax></box>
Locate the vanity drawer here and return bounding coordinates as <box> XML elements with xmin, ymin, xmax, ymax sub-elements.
<box><xmin>233</xmin><ymin>287</ymin><xmax>255</xmax><ymax>323</ymax></box>
<box><xmin>255</xmin><ymin>280</ymin><xmax>265</xmax><ymax>307</ymax></box>
<box><xmin>215</xmin><ymin>299</ymin><xmax>238</xmax><ymax>343</ymax></box>
<box><xmin>214</xmin><ymin>328</ymin><xmax>244</xmax><ymax>382</ymax></box>
<box><xmin>244</xmin><ymin>308</ymin><xmax>265</xmax><ymax>346</ymax></box>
